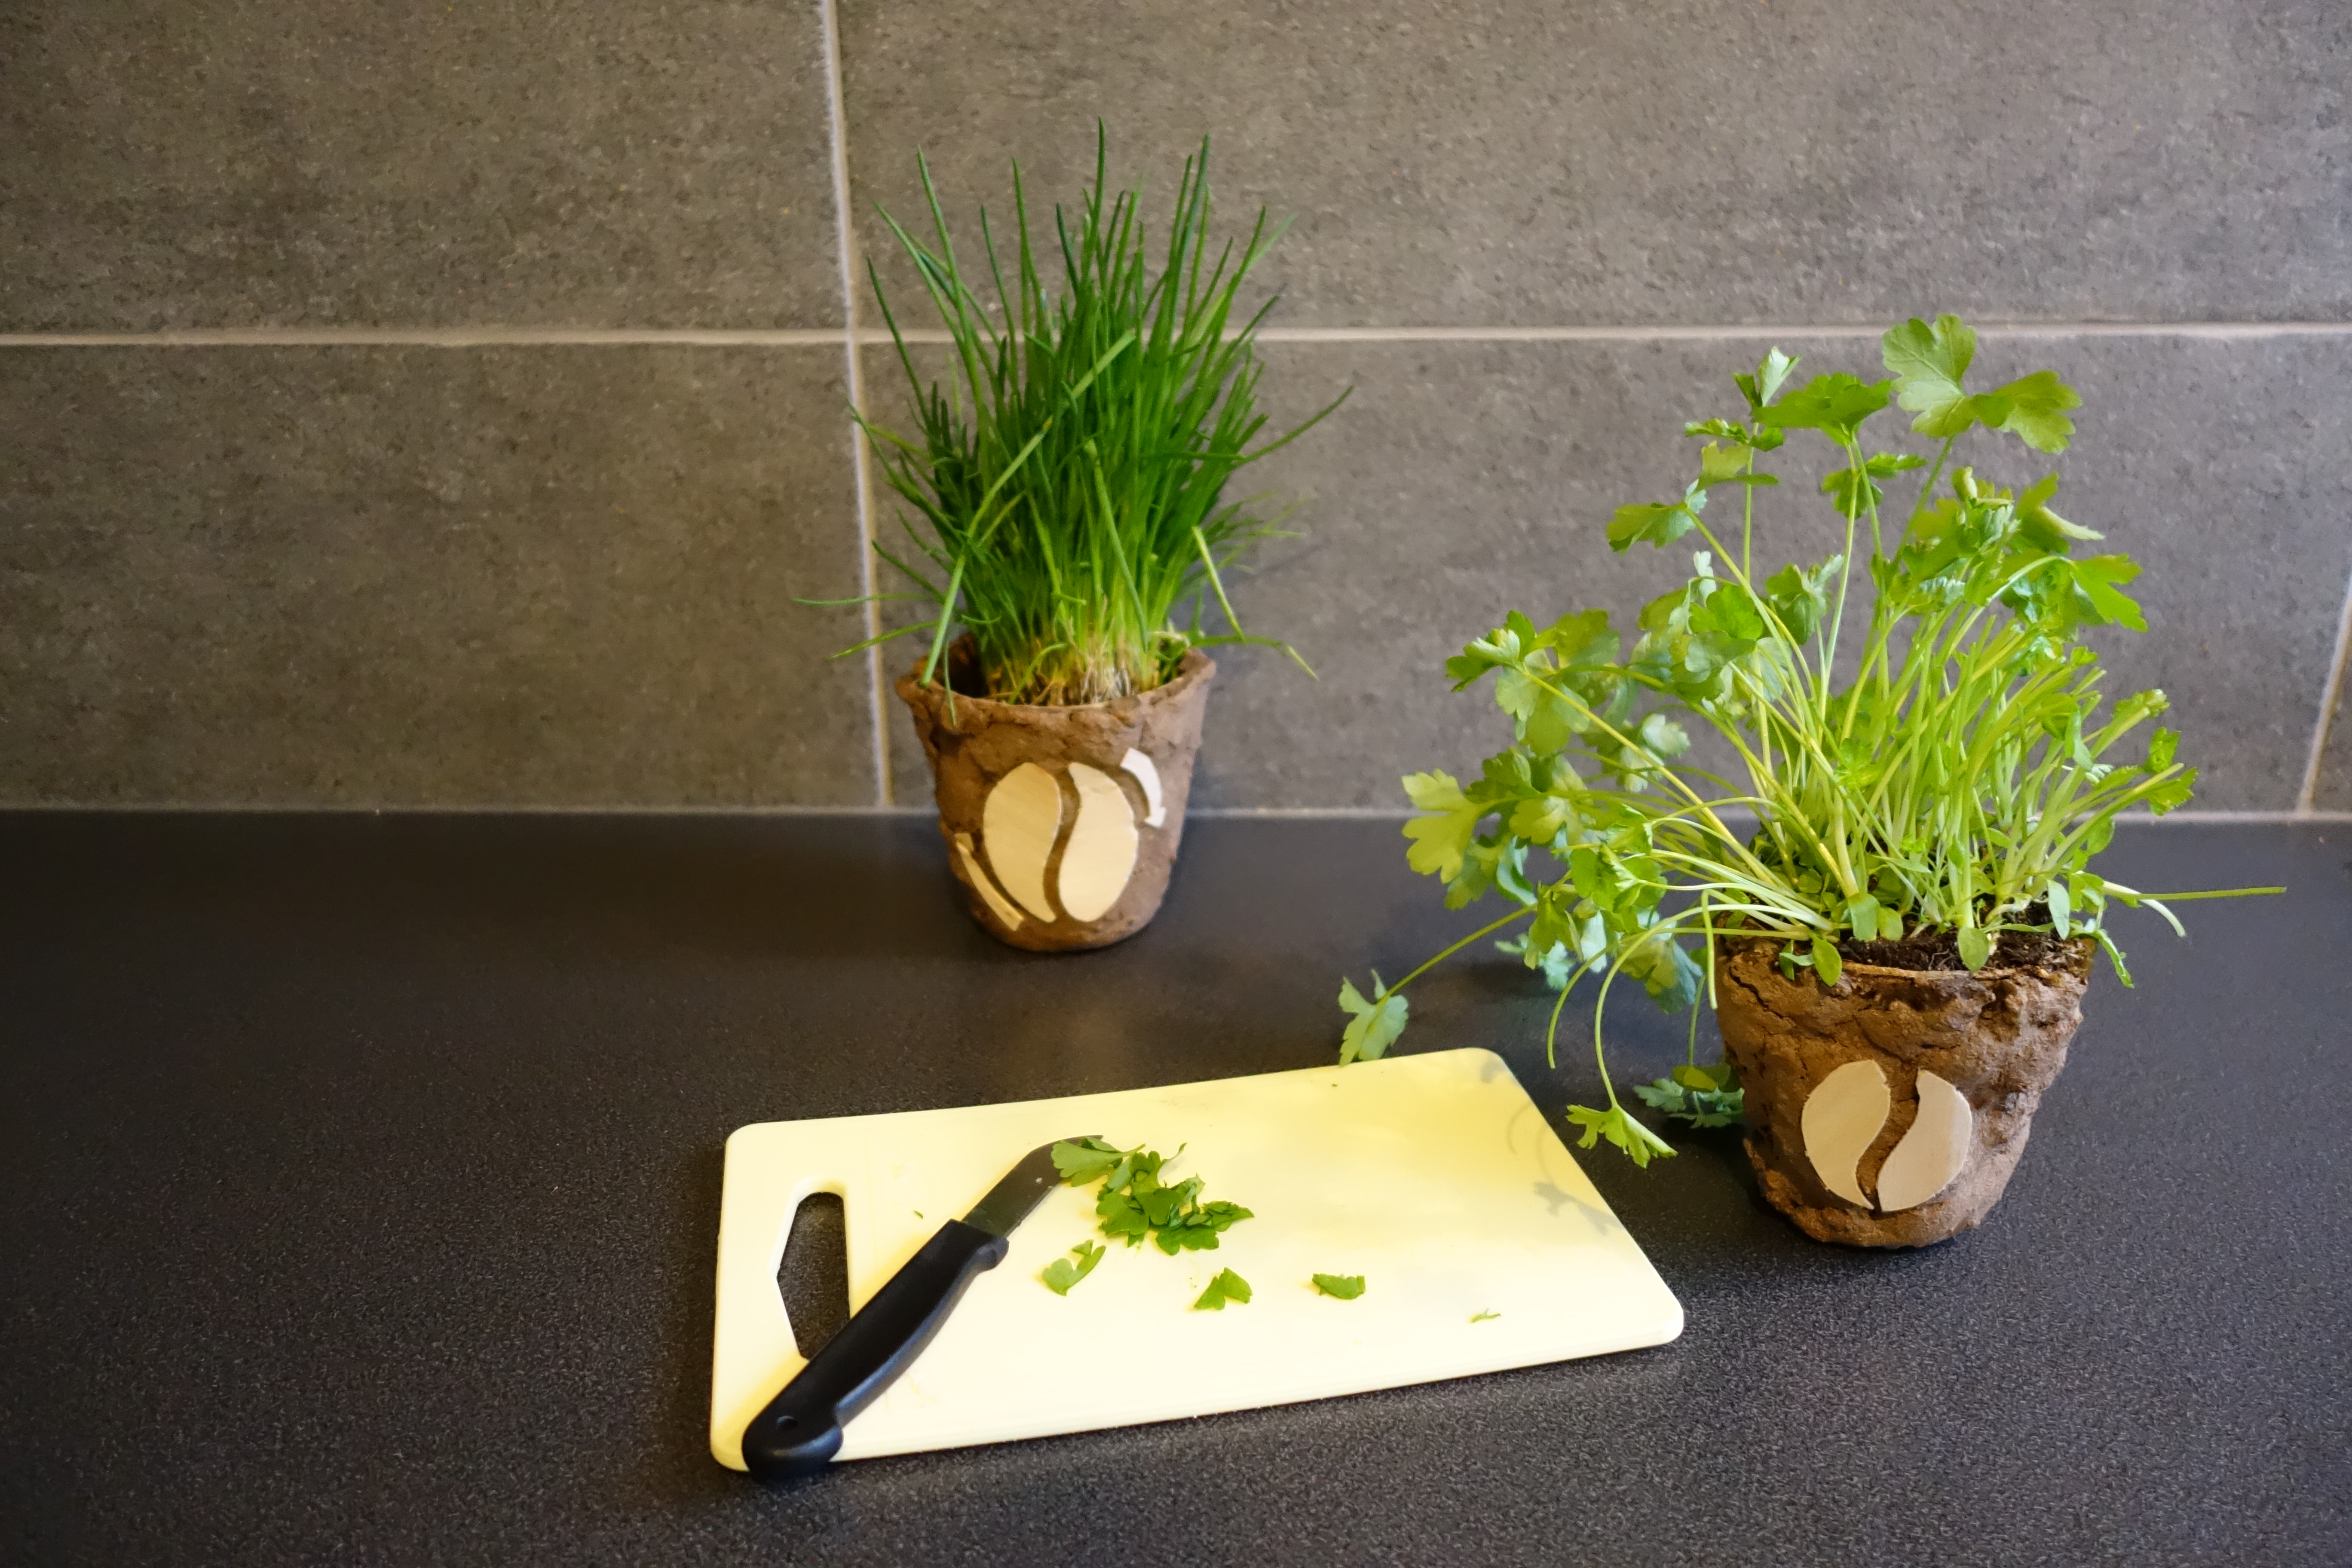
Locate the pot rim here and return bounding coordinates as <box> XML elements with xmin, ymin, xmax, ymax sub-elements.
<box><xmin>898</xmin><ymin>641</ymin><xmax>1216</xmax><ymax>717</ymax></box>
<box><xmin>1718</xmin><ymin>931</ymin><xmax>2096</xmax><ymax>982</ymax></box>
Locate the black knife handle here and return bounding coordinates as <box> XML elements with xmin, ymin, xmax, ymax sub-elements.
<box><xmin>741</xmin><ymin>1219</ymin><xmax>1009</xmax><ymax>1481</ymax></box>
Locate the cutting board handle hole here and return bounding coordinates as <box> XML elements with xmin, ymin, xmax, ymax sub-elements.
<box><xmin>775</xmin><ymin>1191</ymin><xmax>850</xmax><ymax>1359</ymax></box>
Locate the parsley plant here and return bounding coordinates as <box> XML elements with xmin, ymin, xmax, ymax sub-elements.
<box><xmin>1339</xmin><ymin>315</ymin><xmax>2278</xmax><ymax>1166</ymax></box>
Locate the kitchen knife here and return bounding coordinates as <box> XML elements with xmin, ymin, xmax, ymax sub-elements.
<box><xmin>739</xmin><ymin>1138</ymin><xmax>1083</xmax><ymax>1480</ymax></box>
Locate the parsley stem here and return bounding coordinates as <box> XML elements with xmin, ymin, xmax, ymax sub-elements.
<box><xmin>2112</xmin><ymin>886</ymin><xmax>2285</xmax><ymax>900</ymax></box>
<box><xmin>1386</xmin><ymin>906</ymin><xmax>1536</xmax><ymax>997</ymax></box>
<box><xmin>1684</xmin><ymin>976</ymin><xmax>1703</xmax><ymax>1066</ymax></box>
<box><xmin>1589</xmin><ymin>960</ymin><xmax>1630</xmax><ymax>1109</ymax></box>
<box><xmin>1542</xmin><ymin>966</ymin><xmax>1580</xmax><ymax>1070</ymax></box>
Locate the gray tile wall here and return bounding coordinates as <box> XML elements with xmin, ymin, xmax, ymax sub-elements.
<box><xmin>1</xmin><ymin>346</ymin><xmax>873</xmax><ymax>805</ymax></box>
<box><xmin>5</xmin><ymin>1</ymin><xmax>2349</xmax><ymax>812</ymax></box>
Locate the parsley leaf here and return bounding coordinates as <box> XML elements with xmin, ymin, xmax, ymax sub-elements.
<box><xmin>1696</xmin><ymin>440</ymin><xmax>1774</xmax><ymax>490</ymax></box>
<box><xmin>1883</xmin><ymin>313</ymin><xmax>1978</xmax><ymax>437</ymax></box>
<box><xmin>1632</xmin><ymin>1061</ymin><xmax>1746</xmax><ymax>1127</ymax></box>
<box><xmin>1470</xmin><ymin>1310</ymin><xmax>1501</xmax><ymax>1323</ymax></box>
<box><xmin>1338</xmin><ymin>974</ymin><xmax>1409</xmax><ymax>1064</ymax></box>
<box><xmin>1051</xmin><ymin>1136</ymin><xmax>1127</xmax><ymax>1186</ymax></box>
<box><xmin>1565</xmin><ymin>1102</ymin><xmax>1677</xmax><ymax>1168</ymax></box>
<box><xmin>1988</xmin><ymin>370</ymin><xmax>2080</xmax><ymax>454</ymax></box>
<box><xmin>1096</xmin><ymin>1185</ymin><xmax>1148</xmax><ymax>1243</ymax></box>
<box><xmin>1736</xmin><ymin>346</ymin><xmax>1798</xmax><ymax>411</ymax></box>
<box><xmin>1845</xmin><ymin>894</ymin><xmax>1883</xmax><ymax>942</ymax></box>
<box><xmin>1764</xmin><ymin>555</ymin><xmax>1840</xmax><ymax>643</ymax></box>
<box><xmin>1194</xmin><ymin>1268</ymin><xmax>1253</xmax><ymax>1311</ymax></box>
<box><xmin>1882</xmin><ymin>315</ymin><xmax>2079</xmax><ymax>452</ymax></box>
<box><xmin>1138</xmin><ymin>1171</ymin><xmax>1202</xmax><ymax>1230</ymax></box>
<box><xmin>1400</xmin><ymin>769</ymin><xmax>1485</xmax><ymax>881</ymax></box>
<box><xmin>1617</xmin><ymin>928</ymin><xmax>1703</xmax><ymax>1014</ymax></box>
<box><xmin>1609</xmin><ymin>493</ymin><xmax>1706</xmax><ymax>552</ymax></box>
<box><xmin>2014</xmin><ymin>472</ymin><xmax>2101</xmax><ymax>552</ymax></box>
<box><xmin>1071</xmin><ymin>1139</ymin><xmax>1255</xmax><ymax>1267</ymax></box>
<box><xmin>1758</xmin><ymin>372</ymin><xmax>1892</xmax><ymax>442</ymax></box>
<box><xmin>1311</xmin><ymin>1272</ymin><xmax>1366</xmax><ymax>1299</ymax></box>
<box><xmin>2070</xmin><ymin>554</ymin><xmax>2147</xmax><ymax>631</ymax></box>
<box><xmin>1821</xmin><ymin>451</ymin><xmax>1927</xmax><ymax>514</ymax></box>
<box><xmin>1042</xmin><ymin>1241</ymin><xmax>1105</xmax><ymax>1295</ymax></box>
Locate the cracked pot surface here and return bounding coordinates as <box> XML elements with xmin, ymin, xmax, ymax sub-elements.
<box><xmin>1716</xmin><ymin>936</ymin><xmax>2095</xmax><ymax>1247</ymax></box>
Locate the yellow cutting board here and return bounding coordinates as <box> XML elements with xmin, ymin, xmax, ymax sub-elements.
<box><xmin>709</xmin><ymin>1047</ymin><xmax>1683</xmax><ymax>1470</ymax></box>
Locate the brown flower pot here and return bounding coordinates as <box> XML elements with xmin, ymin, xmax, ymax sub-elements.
<box><xmin>1714</xmin><ymin>936</ymin><xmax>2095</xmax><ymax>1248</ymax></box>
<box><xmin>895</xmin><ymin>644</ymin><xmax>1215</xmax><ymax>952</ymax></box>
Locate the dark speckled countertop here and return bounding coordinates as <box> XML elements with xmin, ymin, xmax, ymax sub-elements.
<box><xmin>3</xmin><ymin>814</ymin><xmax>2346</xmax><ymax>1565</ymax></box>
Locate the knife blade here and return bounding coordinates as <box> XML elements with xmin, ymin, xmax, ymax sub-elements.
<box><xmin>740</xmin><ymin>1137</ymin><xmax>1089</xmax><ymax>1481</ymax></box>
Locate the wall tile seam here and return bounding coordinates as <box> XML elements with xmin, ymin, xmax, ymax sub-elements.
<box><xmin>5</xmin><ymin>322</ymin><xmax>2352</xmax><ymax>348</ymax></box>
<box><xmin>815</xmin><ymin>0</ymin><xmax>891</xmax><ymax>808</ymax></box>
<box><xmin>0</xmin><ymin>803</ymin><xmax>2343</xmax><ymax>822</ymax></box>
<box><xmin>0</xmin><ymin>802</ymin><xmax>937</xmax><ymax>816</ymax></box>
<box><xmin>2296</xmin><ymin>552</ymin><xmax>2352</xmax><ymax>814</ymax></box>
<box><xmin>1184</xmin><ymin>808</ymin><xmax>2352</xmax><ymax>824</ymax></box>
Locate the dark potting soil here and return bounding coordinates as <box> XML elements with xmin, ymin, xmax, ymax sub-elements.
<box><xmin>1831</xmin><ymin>901</ymin><xmax>2080</xmax><ymax>971</ymax></box>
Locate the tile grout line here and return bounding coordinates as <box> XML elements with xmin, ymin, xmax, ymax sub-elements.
<box><xmin>0</xmin><ymin>328</ymin><xmax>851</xmax><ymax>346</ymax></box>
<box><xmin>4</xmin><ymin>322</ymin><xmax>2350</xmax><ymax>349</ymax></box>
<box><xmin>1194</xmin><ymin>806</ymin><xmax>2352</xmax><ymax>821</ymax></box>
<box><xmin>815</xmin><ymin>0</ymin><xmax>891</xmax><ymax>808</ymax></box>
<box><xmin>1256</xmin><ymin>322</ymin><xmax>2352</xmax><ymax>343</ymax></box>
<box><xmin>2</xmin><ymin>802</ymin><xmax>2345</xmax><ymax>821</ymax></box>
<box><xmin>2295</xmin><ymin>546</ymin><xmax>2352</xmax><ymax>814</ymax></box>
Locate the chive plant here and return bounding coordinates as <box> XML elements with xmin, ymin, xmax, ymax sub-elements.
<box><xmin>1338</xmin><ymin>316</ymin><xmax>2279</xmax><ymax>1165</ymax></box>
<box><xmin>845</xmin><ymin>132</ymin><xmax>1344</xmax><ymax>707</ymax></box>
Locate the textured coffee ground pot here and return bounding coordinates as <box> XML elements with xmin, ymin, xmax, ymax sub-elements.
<box><xmin>1715</xmin><ymin>936</ymin><xmax>2095</xmax><ymax>1247</ymax></box>
<box><xmin>896</xmin><ymin>646</ymin><xmax>1214</xmax><ymax>952</ymax></box>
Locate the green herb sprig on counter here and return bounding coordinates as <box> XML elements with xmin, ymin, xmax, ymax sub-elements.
<box><xmin>1052</xmin><ymin>1137</ymin><xmax>1255</xmax><ymax>1255</ymax></box>
<box><xmin>1042</xmin><ymin>1241</ymin><xmax>1106</xmax><ymax>1296</ymax></box>
<box><xmin>1311</xmin><ymin>1273</ymin><xmax>1366</xmax><ymax>1299</ymax></box>
<box><xmin>1194</xmin><ymin>1268</ymin><xmax>1253</xmax><ymax>1311</ymax></box>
